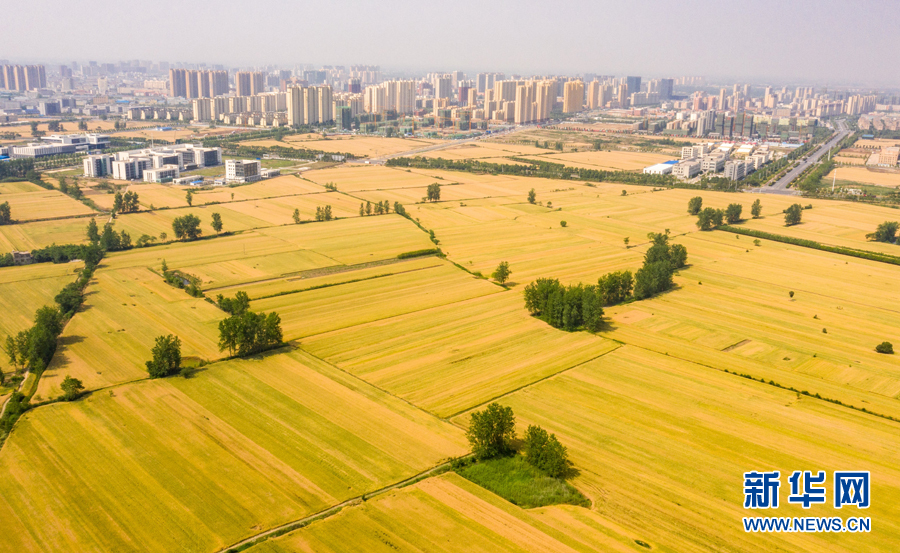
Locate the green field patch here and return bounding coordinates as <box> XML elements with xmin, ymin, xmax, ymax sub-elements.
<box><xmin>457</xmin><ymin>455</ymin><xmax>589</xmax><ymax>509</ymax></box>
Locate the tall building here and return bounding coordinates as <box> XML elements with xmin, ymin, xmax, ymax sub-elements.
<box><xmin>458</xmin><ymin>83</ymin><xmax>471</xmax><ymax>106</ymax></box>
<box><xmin>1</xmin><ymin>64</ymin><xmax>45</xmax><ymax>91</ymax></box>
<box><xmin>235</xmin><ymin>71</ymin><xmax>265</xmax><ymax>97</ymax></box>
<box><xmin>169</xmin><ymin>68</ymin><xmax>187</xmax><ymax>97</ymax></box>
<box><xmin>493</xmin><ymin>80</ymin><xmax>518</xmax><ymax>103</ymax></box>
<box><xmin>563</xmin><ymin>80</ymin><xmax>584</xmax><ymax>114</ymax></box>
<box><xmin>659</xmin><ymin>78</ymin><xmax>674</xmax><ymax>100</ymax></box>
<box><xmin>432</xmin><ymin>74</ymin><xmax>452</xmax><ymax>100</ymax></box>
<box><xmin>626</xmin><ymin>76</ymin><xmax>642</xmax><ymax>96</ymax></box>
<box><xmin>587</xmin><ymin>80</ymin><xmax>601</xmax><ymax>109</ymax></box>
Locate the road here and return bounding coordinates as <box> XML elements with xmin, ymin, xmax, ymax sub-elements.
<box><xmin>752</xmin><ymin>119</ymin><xmax>849</xmax><ymax>195</ymax></box>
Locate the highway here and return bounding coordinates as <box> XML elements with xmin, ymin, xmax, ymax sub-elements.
<box><xmin>752</xmin><ymin>119</ymin><xmax>849</xmax><ymax>195</ymax></box>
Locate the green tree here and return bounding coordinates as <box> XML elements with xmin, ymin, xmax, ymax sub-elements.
<box><xmin>112</xmin><ymin>191</ymin><xmax>123</xmax><ymax>213</ymax></box>
<box><xmin>86</xmin><ymin>218</ymin><xmax>100</xmax><ymax>243</ymax></box>
<box><xmin>5</xmin><ymin>335</ymin><xmax>19</xmax><ymax>371</ymax></box>
<box><xmin>365</xmin><ymin>201</ymin><xmax>372</xmax><ymax>215</ymax></box>
<box><xmin>185</xmin><ymin>190</ymin><xmax>193</xmax><ymax>206</ymax></box>
<box><xmin>145</xmin><ymin>334</ymin><xmax>182</xmax><ymax>378</ymax></box>
<box><xmin>427</xmin><ymin>183</ymin><xmax>441</xmax><ymax>202</ymax></box>
<box><xmin>359</xmin><ymin>203</ymin><xmax>365</xmax><ymax>216</ymax></box>
<box><xmin>211</xmin><ymin>212</ymin><xmax>223</xmax><ymax>234</ymax></box>
<box><xmin>0</xmin><ymin>202</ymin><xmax>11</xmax><ymax>225</ymax></box>
<box><xmin>527</xmin><ymin>188</ymin><xmax>536</xmax><ymax>204</ymax></box>
<box><xmin>60</xmin><ymin>375</ymin><xmax>84</xmax><ymax>401</ymax></box>
<box><xmin>466</xmin><ymin>403</ymin><xmax>516</xmax><ymax>460</ymax></box>
<box><xmin>623</xmin><ymin>237</ymin><xmax>630</xmax><ymax>247</ymax></box>
<box><xmin>523</xmin><ymin>425</ymin><xmax>572</xmax><ymax>478</ymax></box>
<box><xmin>866</xmin><ymin>221</ymin><xmax>899</xmax><ymax>243</ymax></box>
<box><xmin>218</xmin><ymin>310</ymin><xmax>283</xmax><ymax>357</ymax></box>
<box><xmin>492</xmin><ymin>261</ymin><xmax>511</xmax><ymax>284</ymax></box>
<box><xmin>172</xmin><ymin>214</ymin><xmax>202</xmax><ymax>240</ymax></box>
<box><xmin>216</xmin><ymin>291</ymin><xmax>250</xmax><ymax>315</ymax></box>
<box><xmin>597</xmin><ymin>271</ymin><xmax>634</xmax><ymax>305</ymax></box>
<box><xmin>876</xmin><ymin>342</ymin><xmax>894</xmax><ymax>354</ymax></box>
<box><xmin>697</xmin><ymin>207</ymin><xmax>724</xmax><ymax>230</ymax></box>
<box><xmin>751</xmin><ymin>198</ymin><xmax>763</xmax><ymax>218</ymax></box>
<box><xmin>784</xmin><ymin>204</ymin><xmax>803</xmax><ymax>226</ymax></box>
<box><xmin>725</xmin><ymin>203</ymin><xmax>743</xmax><ymax>224</ymax></box>
<box><xmin>54</xmin><ymin>283</ymin><xmax>84</xmax><ymax>316</ymax></box>
<box><xmin>560</xmin><ymin>220</ymin><xmax>567</xmax><ymax>227</ymax></box>
<box><xmin>292</xmin><ymin>208</ymin><xmax>301</xmax><ymax>224</ymax></box>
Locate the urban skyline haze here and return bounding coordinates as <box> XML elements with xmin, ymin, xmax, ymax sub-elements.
<box><xmin>1</xmin><ymin>0</ymin><xmax>897</xmax><ymax>86</ymax></box>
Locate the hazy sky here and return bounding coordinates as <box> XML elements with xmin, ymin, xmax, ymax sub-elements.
<box><xmin>3</xmin><ymin>0</ymin><xmax>897</xmax><ymax>86</ymax></box>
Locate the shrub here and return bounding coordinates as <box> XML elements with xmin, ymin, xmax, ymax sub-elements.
<box><xmin>876</xmin><ymin>342</ymin><xmax>894</xmax><ymax>354</ymax></box>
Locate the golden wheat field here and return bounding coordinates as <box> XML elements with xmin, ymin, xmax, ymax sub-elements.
<box><xmin>1</xmin><ymin>126</ymin><xmax>899</xmax><ymax>552</ymax></box>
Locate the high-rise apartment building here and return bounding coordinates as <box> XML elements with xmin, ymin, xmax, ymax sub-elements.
<box><xmin>1</xmin><ymin>64</ymin><xmax>46</xmax><ymax>91</ymax></box>
<box><xmin>432</xmin><ymin>74</ymin><xmax>452</xmax><ymax>100</ymax></box>
<box><xmin>587</xmin><ymin>80</ymin><xmax>601</xmax><ymax>109</ymax></box>
<box><xmin>563</xmin><ymin>80</ymin><xmax>585</xmax><ymax>114</ymax></box>
<box><xmin>235</xmin><ymin>71</ymin><xmax>265</xmax><ymax>97</ymax></box>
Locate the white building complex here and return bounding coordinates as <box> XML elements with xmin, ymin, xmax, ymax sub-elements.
<box><xmin>83</xmin><ymin>144</ymin><xmax>222</xmax><ymax>181</ymax></box>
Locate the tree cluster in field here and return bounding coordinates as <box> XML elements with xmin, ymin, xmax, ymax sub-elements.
<box><xmin>323</xmin><ymin>182</ymin><xmax>338</xmax><ymax>192</ymax></box>
<box><xmin>424</xmin><ymin>183</ymin><xmax>441</xmax><ymax>202</ymax></box>
<box><xmin>866</xmin><ymin>221</ymin><xmax>898</xmax><ymax>243</ymax></box>
<box><xmin>465</xmin><ymin>403</ymin><xmax>572</xmax><ymax>478</ymax></box>
<box><xmin>145</xmin><ymin>334</ymin><xmax>183</xmax><ymax>378</ymax></box>
<box><xmin>524</xmin><ymin>232</ymin><xmax>686</xmax><ymax>331</ymax></box>
<box><xmin>315</xmin><ymin>206</ymin><xmax>333</xmax><ymax>221</ymax></box>
<box><xmin>112</xmin><ymin>190</ymin><xmax>140</xmax><ymax>214</ymax></box>
<box><xmin>876</xmin><ymin>342</ymin><xmax>894</xmax><ymax>354</ymax></box>
<box><xmin>633</xmin><ymin>231</ymin><xmax>687</xmax><ymax>299</ymax></box>
<box><xmin>87</xmin><ymin>219</ymin><xmax>133</xmax><ymax>251</ymax></box>
<box><xmin>216</xmin><ymin>291</ymin><xmax>250</xmax><ymax>315</ymax></box>
<box><xmin>172</xmin><ymin>214</ymin><xmax>203</xmax><ymax>240</ymax></box>
<box><xmin>216</xmin><ymin>291</ymin><xmax>283</xmax><ymax>357</ymax></box>
<box><xmin>392</xmin><ymin>202</ymin><xmax>408</xmax><ymax>217</ymax></box>
<box><xmin>523</xmin><ymin>278</ymin><xmax>607</xmax><ymax>332</ymax></box>
<box><xmin>359</xmin><ymin>201</ymin><xmax>390</xmax><ymax>216</ymax></box>
<box><xmin>160</xmin><ymin>259</ymin><xmax>204</xmax><ymax>297</ymax></box>
<box><xmin>783</xmin><ymin>203</ymin><xmax>803</xmax><ymax>226</ymax></box>
<box><xmin>0</xmin><ymin>202</ymin><xmax>11</xmax><ymax>225</ymax></box>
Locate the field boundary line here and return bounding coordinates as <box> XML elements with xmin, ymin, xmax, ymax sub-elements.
<box><xmin>216</xmin><ymin>459</ymin><xmax>458</xmax><ymax>553</ymax></box>
<box><xmin>623</xmin><ymin>342</ymin><xmax>900</xmax><ymax>426</ymax></box>
<box><xmin>297</xmin><ymin>347</ymin><xmax>452</xmax><ymax>423</ymax></box>
<box><xmin>445</xmin><ymin>343</ymin><xmax>623</xmax><ymax>421</ymax></box>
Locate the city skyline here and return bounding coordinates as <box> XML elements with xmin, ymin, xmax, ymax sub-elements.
<box><xmin>1</xmin><ymin>0</ymin><xmax>898</xmax><ymax>87</ymax></box>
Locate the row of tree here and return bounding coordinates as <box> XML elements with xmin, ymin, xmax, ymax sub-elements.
<box><xmin>315</xmin><ymin>206</ymin><xmax>334</xmax><ymax>221</ymax></box>
<box><xmin>359</xmin><ymin>201</ymin><xmax>391</xmax><ymax>216</ymax></box>
<box><xmin>112</xmin><ymin>191</ymin><xmax>140</xmax><ymax>214</ymax></box>
<box><xmin>690</xmin><ymin>197</ymin><xmax>763</xmax><ymax>231</ymax></box>
<box><xmin>466</xmin><ymin>403</ymin><xmax>572</xmax><ymax>478</ymax></box>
